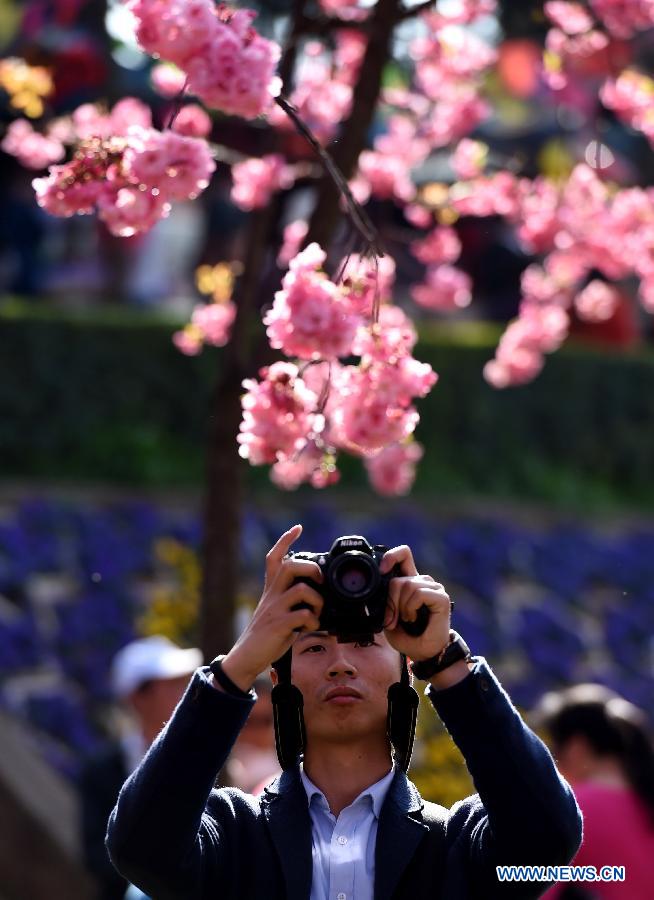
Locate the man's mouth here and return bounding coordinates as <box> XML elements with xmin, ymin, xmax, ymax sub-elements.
<box><xmin>323</xmin><ymin>686</ymin><xmax>363</xmax><ymax>704</ymax></box>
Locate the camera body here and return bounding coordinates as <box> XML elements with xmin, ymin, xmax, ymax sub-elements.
<box><xmin>289</xmin><ymin>534</ymin><xmax>427</xmax><ymax>643</ymax></box>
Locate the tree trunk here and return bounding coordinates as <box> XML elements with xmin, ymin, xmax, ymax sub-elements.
<box><xmin>200</xmin><ymin>0</ymin><xmax>399</xmax><ymax>658</ymax></box>
<box><xmin>306</xmin><ymin>0</ymin><xmax>401</xmax><ymax>248</ymax></box>
<box><xmin>200</xmin><ymin>204</ymin><xmax>278</xmax><ymax>661</ymax></box>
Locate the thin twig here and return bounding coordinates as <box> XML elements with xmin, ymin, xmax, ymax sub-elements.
<box><xmin>166</xmin><ymin>78</ymin><xmax>190</xmax><ymax>130</ymax></box>
<box><xmin>274</xmin><ymin>94</ymin><xmax>382</xmax><ymax>258</ymax></box>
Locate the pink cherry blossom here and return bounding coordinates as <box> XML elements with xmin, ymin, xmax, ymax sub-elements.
<box><xmin>269</xmin><ymin>46</ymin><xmax>352</xmax><ymax>144</ymax></box>
<box><xmin>411</xmin><ymin>265</ymin><xmax>472</xmax><ymax>311</ymax></box>
<box><xmin>127</xmin><ymin>0</ymin><xmax>219</xmax><ymax>67</ymax></box>
<box><xmin>123</xmin><ymin>128</ymin><xmax>216</xmax><ymax>200</ymax></box>
<box><xmin>150</xmin><ymin>63</ymin><xmax>187</xmax><ymax>98</ymax></box>
<box><xmin>451</xmin><ymin>138</ymin><xmax>488</xmax><ymax>179</ymax></box>
<box><xmin>264</xmin><ymin>243</ymin><xmax>362</xmax><ymax>360</ymax></box>
<box><xmin>330</xmin><ymin>367</ymin><xmax>420</xmax><ymax>454</ymax></box>
<box><xmin>97</xmin><ymin>182</ymin><xmax>170</xmax><ymax>237</ymax></box>
<box><xmin>173</xmin><ymin>328</ymin><xmax>203</xmax><ymax>355</ymax></box>
<box><xmin>450</xmin><ymin>171</ymin><xmax>520</xmax><ymax>218</ymax></box>
<box><xmin>237</xmin><ymin>361</ymin><xmax>318</xmax><ymax>465</ymax></box>
<box><xmin>601</xmin><ymin>70</ymin><xmax>654</xmax><ymax>147</ymax></box>
<box><xmin>191</xmin><ymin>301</ymin><xmax>236</xmax><ymax>346</ymax></box>
<box><xmin>339</xmin><ymin>253</ymin><xmax>396</xmax><ymax>316</ymax></box>
<box><xmin>544</xmin><ymin>2</ymin><xmax>595</xmax><ymax>35</ymax></box>
<box><xmin>33</xmin><ymin>163</ymin><xmax>103</xmax><ymax>217</ymax></box>
<box><xmin>365</xmin><ymin>442</ymin><xmax>424</xmax><ymax>496</ymax></box>
<box><xmin>483</xmin><ymin>350</ymin><xmax>544</xmax><ymax>388</ymax></box>
<box><xmin>411</xmin><ymin>226</ymin><xmax>461</xmax><ymax>266</ymax></box>
<box><xmin>404</xmin><ymin>204</ymin><xmax>433</xmax><ymax>229</ymax></box>
<box><xmin>2</xmin><ymin>119</ymin><xmax>65</xmax><ymax>169</ymax></box>
<box><xmin>171</xmin><ymin>104</ymin><xmax>212</xmax><ymax>138</ymax></box>
<box><xmin>358</xmin><ymin>150</ymin><xmax>416</xmax><ymax>203</ymax></box>
<box><xmin>334</xmin><ymin>29</ymin><xmax>367</xmax><ymax>85</ymax></box>
<box><xmin>574</xmin><ymin>280</ymin><xmax>620</xmax><ymax>322</ymax></box>
<box><xmin>588</xmin><ymin>0</ymin><xmax>654</xmax><ymax>38</ymax></box>
<box><xmin>318</xmin><ymin>0</ymin><xmax>368</xmax><ymax>21</ymax></box>
<box><xmin>277</xmin><ymin>220</ymin><xmax>309</xmax><ymax>268</ymax></box>
<box><xmin>128</xmin><ymin>1</ymin><xmax>282</xmax><ymax>119</ymax></box>
<box><xmin>230</xmin><ymin>155</ymin><xmax>295</xmax><ymax>211</ymax></box>
<box><xmin>352</xmin><ymin>304</ymin><xmax>418</xmax><ymax>360</ymax></box>
<box><xmin>110</xmin><ymin>98</ymin><xmax>153</xmax><ymax>135</ymax></box>
<box><xmin>271</xmin><ymin>442</ymin><xmax>340</xmax><ymax>490</ymax></box>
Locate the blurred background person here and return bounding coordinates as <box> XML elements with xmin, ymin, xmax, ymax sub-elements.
<box><xmin>223</xmin><ymin>676</ymin><xmax>279</xmax><ymax>794</ymax></box>
<box><xmin>534</xmin><ymin>683</ymin><xmax>654</xmax><ymax>900</ymax></box>
<box><xmin>79</xmin><ymin>635</ymin><xmax>202</xmax><ymax>900</ymax></box>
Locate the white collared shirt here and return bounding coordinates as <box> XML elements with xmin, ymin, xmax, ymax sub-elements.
<box><xmin>300</xmin><ymin>766</ymin><xmax>395</xmax><ymax>900</ymax></box>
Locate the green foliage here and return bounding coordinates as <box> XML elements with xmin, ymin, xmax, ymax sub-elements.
<box><xmin>2</xmin><ymin>299</ymin><xmax>654</xmax><ymax>510</ymax></box>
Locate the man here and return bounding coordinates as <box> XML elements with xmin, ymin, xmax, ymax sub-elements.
<box><xmin>107</xmin><ymin>525</ymin><xmax>582</xmax><ymax>899</ymax></box>
<box><xmin>80</xmin><ymin>635</ymin><xmax>202</xmax><ymax>899</ymax></box>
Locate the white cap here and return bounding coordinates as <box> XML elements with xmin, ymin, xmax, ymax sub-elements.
<box><xmin>110</xmin><ymin>636</ymin><xmax>203</xmax><ymax>699</ymax></box>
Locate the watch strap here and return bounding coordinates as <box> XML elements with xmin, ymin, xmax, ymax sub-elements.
<box><xmin>410</xmin><ymin>630</ymin><xmax>471</xmax><ymax>680</ymax></box>
<box><xmin>209</xmin><ymin>655</ymin><xmax>253</xmax><ymax>699</ymax></box>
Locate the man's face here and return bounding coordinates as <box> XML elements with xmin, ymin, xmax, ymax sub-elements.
<box><xmin>290</xmin><ymin>631</ymin><xmax>402</xmax><ymax>747</ymax></box>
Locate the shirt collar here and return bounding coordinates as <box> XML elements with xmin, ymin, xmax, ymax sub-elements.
<box><xmin>300</xmin><ymin>765</ymin><xmax>395</xmax><ymax>819</ymax></box>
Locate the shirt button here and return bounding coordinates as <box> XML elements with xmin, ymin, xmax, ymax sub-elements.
<box><xmin>337</xmin><ymin>835</ymin><xmax>348</xmax><ymax>845</ymax></box>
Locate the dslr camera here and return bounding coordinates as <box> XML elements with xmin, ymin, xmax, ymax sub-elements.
<box><xmin>289</xmin><ymin>534</ymin><xmax>428</xmax><ymax>643</ymax></box>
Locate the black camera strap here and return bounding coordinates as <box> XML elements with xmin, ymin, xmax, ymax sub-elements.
<box><xmin>271</xmin><ymin>649</ymin><xmax>305</xmax><ymax>770</ymax></box>
<box><xmin>387</xmin><ymin>655</ymin><xmax>420</xmax><ymax>772</ymax></box>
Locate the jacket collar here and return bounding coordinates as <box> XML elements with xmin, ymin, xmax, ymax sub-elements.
<box><xmin>262</xmin><ymin>767</ymin><xmax>429</xmax><ymax>900</ymax></box>
<box><xmin>261</xmin><ymin>769</ymin><xmax>313</xmax><ymax>900</ymax></box>
<box><xmin>374</xmin><ymin>769</ymin><xmax>430</xmax><ymax>900</ymax></box>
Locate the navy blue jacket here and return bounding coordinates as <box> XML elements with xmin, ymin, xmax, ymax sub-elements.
<box><xmin>106</xmin><ymin>659</ymin><xmax>582</xmax><ymax>899</ymax></box>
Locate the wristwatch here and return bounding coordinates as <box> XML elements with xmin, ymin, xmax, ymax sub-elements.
<box><xmin>209</xmin><ymin>655</ymin><xmax>253</xmax><ymax>699</ymax></box>
<box><xmin>410</xmin><ymin>630</ymin><xmax>471</xmax><ymax>680</ymax></box>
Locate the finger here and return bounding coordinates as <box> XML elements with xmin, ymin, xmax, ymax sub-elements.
<box><xmin>396</xmin><ymin>581</ymin><xmax>424</xmax><ymax>622</ymax></box>
<box><xmin>383</xmin><ymin>597</ymin><xmax>398</xmax><ymax>631</ymax></box>
<box><xmin>282</xmin><ymin>582</ymin><xmax>324</xmax><ymax>617</ymax></box>
<box><xmin>379</xmin><ymin>545</ymin><xmax>418</xmax><ymax>577</ymax></box>
<box><xmin>265</xmin><ymin>525</ymin><xmax>302</xmax><ymax>584</ymax></box>
<box><xmin>273</xmin><ymin>558</ymin><xmax>324</xmax><ymax>591</ymax></box>
<box><xmin>288</xmin><ymin>607</ymin><xmax>321</xmax><ymax>634</ymax></box>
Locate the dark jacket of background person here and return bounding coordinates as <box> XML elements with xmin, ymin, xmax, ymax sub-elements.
<box><xmin>106</xmin><ymin>659</ymin><xmax>582</xmax><ymax>900</ymax></box>
<box><xmin>80</xmin><ymin>745</ymin><xmax>129</xmax><ymax>900</ymax></box>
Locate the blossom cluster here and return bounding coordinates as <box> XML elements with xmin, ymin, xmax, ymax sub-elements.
<box><xmin>268</xmin><ymin>33</ymin><xmax>365</xmax><ymax>144</ymax></box>
<box><xmin>601</xmin><ymin>70</ymin><xmax>654</xmax><ymax>148</ymax></box>
<box><xmin>543</xmin><ymin>1</ymin><xmax>654</xmax><ymax>93</ymax></box>
<box><xmin>230</xmin><ymin>154</ymin><xmax>295</xmax><ymax>210</ymax></box>
<box><xmin>350</xmin><ymin>12</ymin><xmax>495</xmax><ymax>205</ymax></box>
<box><xmin>126</xmin><ymin>0</ymin><xmax>281</xmax><ymax>119</ymax></box>
<box><xmin>237</xmin><ymin>246</ymin><xmax>437</xmax><ymax>494</ymax></box>
<box><xmin>32</xmin><ymin>120</ymin><xmax>215</xmax><ymax>237</ymax></box>
<box><xmin>484</xmin><ymin>165</ymin><xmax>654</xmax><ymax>386</ymax></box>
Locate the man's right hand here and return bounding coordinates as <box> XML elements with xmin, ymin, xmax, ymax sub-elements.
<box><xmin>219</xmin><ymin>525</ymin><xmax>324</xmax><ymax>692</ymax></box>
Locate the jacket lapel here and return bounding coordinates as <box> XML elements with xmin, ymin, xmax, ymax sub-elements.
<box><xmin>261</xmin><ymin>769</ymin><xmax>313</xmax><ymax>900</ymax></box>
<box><xmin>374</xmin><ymin>770</ymin><xmax>430</xmax><ymax>900</ymax></box>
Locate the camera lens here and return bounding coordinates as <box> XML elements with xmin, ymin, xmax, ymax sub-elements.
<box><xmin>331</xmin><ymin>554</ymin><xmax>377</xmax><ymax>599</ymax></box>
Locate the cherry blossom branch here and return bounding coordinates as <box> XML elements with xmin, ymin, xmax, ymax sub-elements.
<box><xmin>274</xmin><ymin>93</ymin><xmax>382</xmax><ymax>258</ymax></box>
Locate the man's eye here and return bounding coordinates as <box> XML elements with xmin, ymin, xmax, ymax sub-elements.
<box><xmin>303</xmin><ymin>644</ymin><xmax>325</xmax><ymax>653</ymax></box>
<box><xmin>355</xmin><ymin>639</ymin><xmax>377</xmax><ymax>648</ymax></box>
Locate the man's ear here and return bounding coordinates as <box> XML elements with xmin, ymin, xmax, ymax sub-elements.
<box><xmin>270</xmin><ymin>669</ymin><xmax>278</xmax><ymax>687</ymax></box>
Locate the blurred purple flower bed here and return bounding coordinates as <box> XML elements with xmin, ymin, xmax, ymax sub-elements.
<box><xmin>0</xmin><ymin>498</ymin><xmax>652</xmax><ymax>781</ymax></box>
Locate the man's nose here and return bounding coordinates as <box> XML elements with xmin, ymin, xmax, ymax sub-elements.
<box><xmin>327</xmin><ymin>645</ymin><xmax>358</xmax><ymax>677</ymax></box>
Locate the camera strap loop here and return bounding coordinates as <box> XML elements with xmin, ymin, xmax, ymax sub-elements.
<box><xmin>271</xmin><ymin>648</ymin><xmax>305</xmax><ymax>770</ymax></box>
<box><xmin>386</xmin><ymin>655</ymin><xmax>420</xmax><ymax>773</ymax></box>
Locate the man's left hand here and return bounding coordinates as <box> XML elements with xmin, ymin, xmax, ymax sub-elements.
<box><xmin>380</xmin><ymin>545</ymin><xmax>451</xmax><ymax>661</ymax></box>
